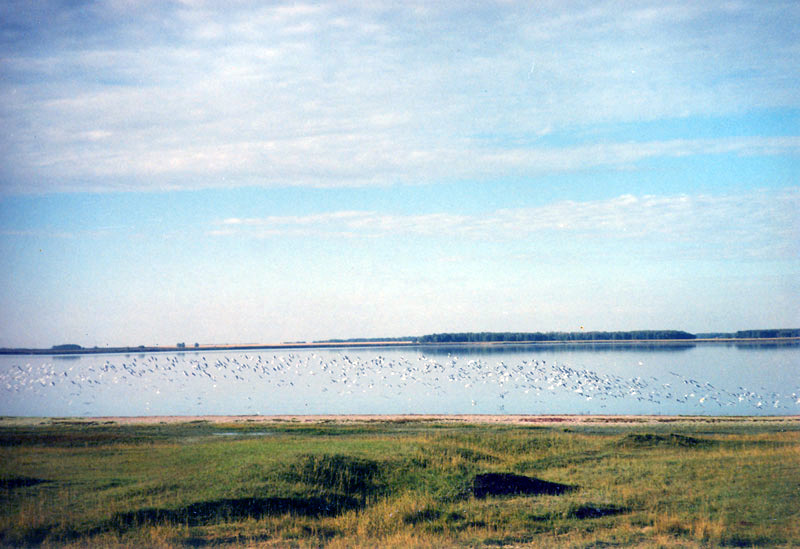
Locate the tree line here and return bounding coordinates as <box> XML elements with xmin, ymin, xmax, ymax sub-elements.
<box><xmin>733</xmin><ymin>329</ymin><xmax>800</xmax><ymax>339</ymax></box>
<box><xmin>416</xmin><ymin>331</ymin><xmax>697</xmax><ymax>343</ymax></box>
<box><xmin>316</xmin><ymin>329</ymin><xmax>799</xmax><ymax>345</ymax></box>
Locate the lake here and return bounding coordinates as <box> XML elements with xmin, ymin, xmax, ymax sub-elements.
<box><xmin>1</xmin><ymin>343</ymin><xmax>797</xmax><ymax>417</ymax></box>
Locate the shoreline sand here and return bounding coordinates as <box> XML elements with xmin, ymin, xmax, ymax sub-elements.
<box><xmin>3</xmin><ymin>414</ymin><xmax>798</xmax><ymax>426</ymax></box>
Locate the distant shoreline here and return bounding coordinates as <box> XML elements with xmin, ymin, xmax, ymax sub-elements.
<box><xmin>1</xmin><ymin>337</ymin><xmax>798</xmax><ymax>356</ymax></box>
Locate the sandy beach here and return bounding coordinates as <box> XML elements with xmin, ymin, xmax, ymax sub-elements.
<box><xmin>5</xmin><ymin>414</ymin><xmax>797</xmax><ymax>427</ymax></box>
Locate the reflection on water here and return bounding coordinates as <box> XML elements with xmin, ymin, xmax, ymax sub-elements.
<box><xmin>419</xmin><ymin>343</ymin><xmax>698</xmax><ymax>355</ymax></box>
<box><xmin>1</xmin><ymin>344</ymin><xmax>797</xmax><ymax>417</ymax></box>
<box><xmin>730</xmin><ymin>341</ymin><xmax>800</xmax><ymax>350</ymax></box>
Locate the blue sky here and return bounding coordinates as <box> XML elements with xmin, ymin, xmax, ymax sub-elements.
<box><xmin>0</xmin><ymin>0</ymin><xmax>798</xmax><ymax>348</ymax></box>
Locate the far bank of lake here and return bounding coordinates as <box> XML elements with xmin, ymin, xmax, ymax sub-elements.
<box><xmin>2</xmin><ymin>337</ymin><xmax>798</xmax><ymax>356</ymax></box>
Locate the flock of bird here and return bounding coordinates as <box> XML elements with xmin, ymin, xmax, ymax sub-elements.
<box><xmin>1</xmin><ymin>350</ymin><xmax>798</xmax><ymax>416</ymax></box>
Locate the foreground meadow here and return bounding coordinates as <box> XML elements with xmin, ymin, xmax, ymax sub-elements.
<box><xmin>0</xmin><ymin>416</ymin><xmax>798</xmax><ymax>547</ymax></box>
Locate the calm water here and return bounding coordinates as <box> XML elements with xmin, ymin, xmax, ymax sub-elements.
<box><xmin>1</xmin><ymin>343</ymin><xmax>797</xmax><ymax>417</ymax></box>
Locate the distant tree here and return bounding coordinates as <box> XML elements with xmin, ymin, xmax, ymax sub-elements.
<box><xmin>735</xmin><ymin>329</ymin><xmax>800</xmax><ymax>339</ymax></box>
<box><xmin>417</xmin><ymin>331</ymin><xmax>696</xmax><ymax>343</ymax></box>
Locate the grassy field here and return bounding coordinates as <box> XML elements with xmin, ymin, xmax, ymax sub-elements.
<box><xmin>0</xmin><ymin>416</ymin><xmax>798</xmax><ymax>547</ymax></box>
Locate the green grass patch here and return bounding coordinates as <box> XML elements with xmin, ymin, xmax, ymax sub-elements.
<box><xmin>0</xmin><ymin>418</ymin><xmax>797</xmax><ymax>547</ymax></box>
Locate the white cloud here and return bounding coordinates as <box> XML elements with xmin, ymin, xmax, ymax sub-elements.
<box><xmin>9</xmin><ymin>129</ymin><xmax>798</xmax><ymax>192</ymax></box>
<box><xmin>210</xmin><ymin>189</ymin><xmax>800</xmax><ymax>260</ymax></box>
<box><xmin>1</xmin><ymin>0</ymin><xmax>798</xmax><ymax>192</ymax></box>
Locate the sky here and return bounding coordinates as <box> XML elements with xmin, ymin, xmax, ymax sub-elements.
<box><xmin>0</xmin><ymin>0</ymin><xmax>798</xmax><ymax>348</ymax></box>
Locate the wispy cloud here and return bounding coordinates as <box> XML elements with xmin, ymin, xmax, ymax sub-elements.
<box><xmin>6</xmin><ymin>133</ymin><xmax>798</xmax><ymax>193</ymax></box>
<box><xmin>1</xmin><ymin>1</ymin><xmax>798</xmax><ymax>192</ymax></box>
<box><xmin>0</xmin><ymin>229</ymin><xmax>76</xmax><ymax>239</ymax></box>
<box><xmin>210</xmin><ymin>189</ymin><xmax>800</xmax><ymax>259</ymax></box>
<box><xmin>0</xmin><ymin>227</ymin><xmax>121</xmax><ymax>239</ymax></box>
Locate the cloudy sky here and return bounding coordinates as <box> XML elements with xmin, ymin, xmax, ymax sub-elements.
<box><xmin>0</xmin><ymin>0</ymin><xmax>798</xmax><ymax>348</ymax></box>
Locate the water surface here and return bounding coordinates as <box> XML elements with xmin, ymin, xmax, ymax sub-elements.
<box><xmin>1</xmin><ymin>343</ymin><xmax>797</xmax><ymax>417</ymax></box>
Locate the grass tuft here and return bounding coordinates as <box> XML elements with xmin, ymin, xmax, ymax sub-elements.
<box><xmin>290</xmin><ymin>453</ymin><xmax>385</xmax><ymax>503</ymax></box>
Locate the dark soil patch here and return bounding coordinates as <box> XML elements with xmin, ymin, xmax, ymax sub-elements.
<box><xmin>0</xmin><ymin>526</ymin><xmax>53</xmax><ymax>546</ymax></box>
<box><xmin>0</xmin><ymin>525</ymin><xmax>84</xmax><ymax>546</ymax></box>
<box><xmin>618</xmin><ymin>433</ymin><xmax>710</xmax><ymax>448</ymax></box>
<box><xmin>108</xmin><ymin>495</ymin><xmax>361</xmax><ymax>530</ymax></box>
<box><xmin>446</xmin><ymin>511</ymin><xmax>466</xmax><ymax>522</ymax></box>
<box><xmin>0</xmin><ymin>476</ymin><xmax>49</xmax><ymax>489</ymax></box>
<box><xmin>404</xmin><ymin>508</ymin><xmax>442</xmax><ymax>524</ymax></box>
<box><xmin>472</xmin><ymin>472</ymin><xmax>575</xmax><ymax>498</ymax></box>
<box><xmin>566</xmin><ymin>503</ymin><xmax>629</xmax><ymax>519</ymax></box>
